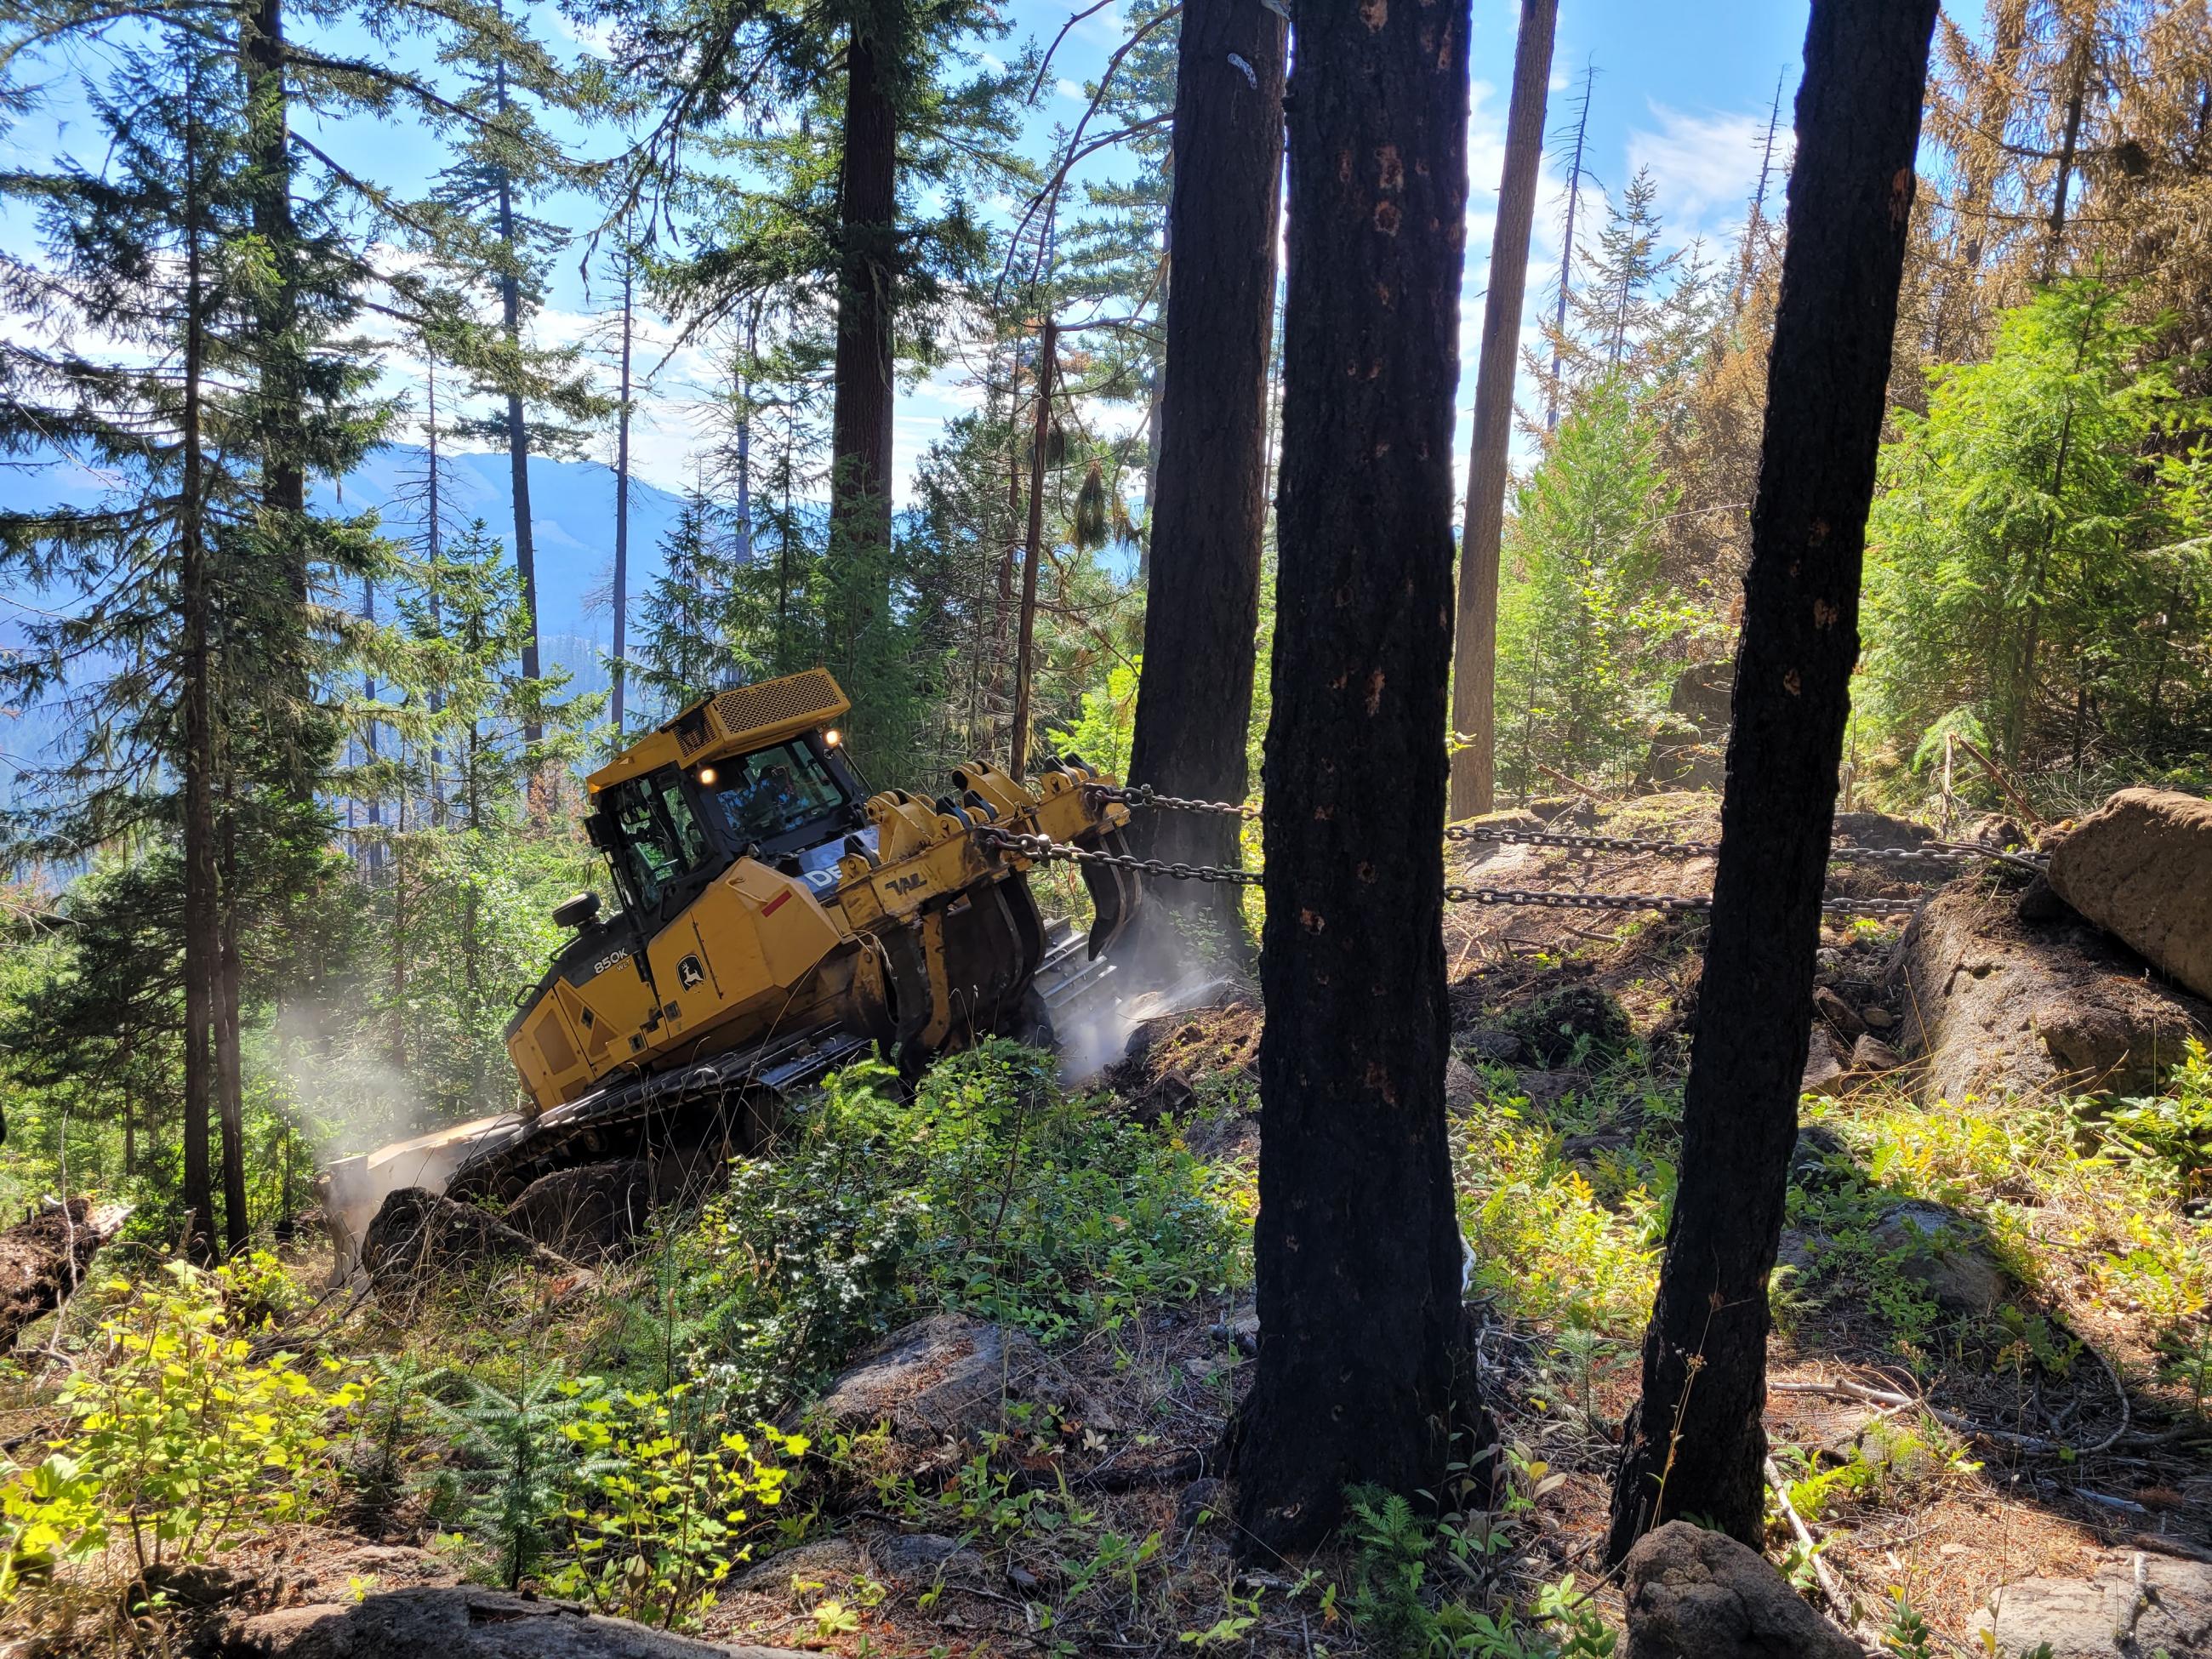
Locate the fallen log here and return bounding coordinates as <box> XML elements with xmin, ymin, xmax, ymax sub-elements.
<box><xmin>0</xmin><ymin>1195</ymin><xmax>132</xmax><ymax>1349</ymax></box>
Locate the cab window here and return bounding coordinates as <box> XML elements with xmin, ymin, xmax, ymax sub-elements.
<box><xmin>607</xmin><ymin>769</ymin><xmax>710</xmax><ymax>913</ymax></box>
<box><xmin>711</xmin><ymin>740</ymin><xmax>848</xmax><ymax>848</ymax></box>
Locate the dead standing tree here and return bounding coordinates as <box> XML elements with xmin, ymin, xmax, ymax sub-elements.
<box><xmin>1447</xmin><ymin>0</ymin><xmax>1555</xmax><ymax>824</ymax></box>
<box><xmin>1231</xmin><ymin>0</ymin><xmax>1474</xmax><ymax>1554</ymax></box>
<box><xmin>1605</xmin><ymin>0</ymin><xmax>1940</xmax><ymax>1560</ymax></box>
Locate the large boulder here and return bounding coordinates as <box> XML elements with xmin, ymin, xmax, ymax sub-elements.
<box><xmin>2049</xmin><ymin>787</ymin><xmax>2212</xmax><ymax>1002</ymax></box>
<box><xmin>1872</xmin><ymin>1200</ymin><xmax>2011</xmax><ymax>1317</ymax></box>
<box><xmin>1891</xmin><ymin>886</ymin><xmax>2209</xmax><ymax>1103</ymax></box>
<box><xmin>203</xmin><ymin>1587</ymin><xmax>812</xmax><ymax>1658</ymax></box>
<box><xmin>1967</xmin><ymin>1548</ymin><xmax>2212</xmax><ymax>1658</ymax></box>
<box><xmin>1622</xmin><ymin>1521</ymin><xmax>1861</xmax><ymax>1659</ymax></box>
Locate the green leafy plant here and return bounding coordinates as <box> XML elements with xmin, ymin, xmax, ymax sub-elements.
<box><xmin>0</xmin><ymin>1263</ymin><xmax>364</xmax><ymax>1595</ymax></box>
<box><xmin>548</xmin><ymin>1383</ymin><xmax>806</xmax><ymax>1629</ymax></box>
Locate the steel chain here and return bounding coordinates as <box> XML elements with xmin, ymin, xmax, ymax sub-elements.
<box><xmin>978</xmin><ymin>825</ymin><xmax>1926</xmax><ymax>917</ymax></box>
<box><xmin>1083</xmin><ymin>783</ymin><xmax>1262</xmax><ymax>820</ymax></box>
<box><xmin>1442</xmin><ymin>822</ymin><xmax>2046</xmax><ymax>871</ymax></box>
<box><xmin>1084</xmin><ymin>787</ymin><xmax>2044</xmax><ymax>869</ymax></box>
<box><xmin>1441</xmin><ymin>884</ymin><xmax>1925</xmax><ymax>919</ymax></box>
<box><xmin>976</xmin><ymin>825</ymin><xmax>1265</xmax><ymax>887</ymax></box>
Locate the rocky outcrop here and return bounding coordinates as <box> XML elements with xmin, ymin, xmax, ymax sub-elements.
<box><xmin>202</xmin><ymin>1587</ymin><xmax>812</xmax><ymax>1658</ymax></box>
<box><xmin>1621</xmin><ymin>1521</ymin><xmax>1860</xmax><ymax>1659</ymax></box>
<box><xmin>1872</xmin><ymin>1200</ymin><xmax>2011</xmax><ymax>1316</ymax></box>
<box><xmin>1890</xmin><ymin>886</ymin><xmax>2208</xmax><ymax>1103</ymax></box>
<box><xmin>2049</xmin><ymin>787</ymin><xmax>2212</xmax><ymax>1002</ymax></box>
<box><xmin>1968</xmin><ymin>1548</ymin><xmax>2212</xmax><ymax>1657</ymax></box>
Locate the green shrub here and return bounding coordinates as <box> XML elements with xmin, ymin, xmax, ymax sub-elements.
<box><xmin>0</xmin><ymin>1263</ymin><xmax>364</xmax><ymax>1597</ymax></box>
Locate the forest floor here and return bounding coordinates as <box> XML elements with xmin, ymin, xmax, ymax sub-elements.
<box><xmin>3</xmin><ymin>790</ymin><xmax>2209</xmax><ymax>1657</ymax></box>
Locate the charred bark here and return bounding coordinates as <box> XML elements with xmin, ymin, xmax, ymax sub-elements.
<box><xmin>1009</xmin><ymin>317</ymin><xmax>1056</xmax><ymax>779</ymax></box>
<box><xmin>242</xmin><ymin>0</ymin><xmax>305</xmax><ymax>590</ymax></box>
<box><xmin>1230</xmin><ymin>0</ymin><xmax>1474</xmax><ymax>1556</ymax></box>
<box><xmin>1605</xmin><ymin>0</ymin><xmax>1938</xmax><ymax>1561</ymax></box>
<box><xmin>613</xmin><ymin>254</ymin><xmax>634</xmax><ymax>734</ymax></box>
<box><xmin>218</xmin><ymin>800</ymin><xmax>248</xmax><ymax>1255</ymax></box>
<box><xmin>1126</xmin><ymin>0</ymin><xmax>1286</xmax><ymax>927</ymax></box>
<box><xmin>1448</xmin><ymin>0</ymin><xmax>1556</xmax><ymax>823</ymax></box>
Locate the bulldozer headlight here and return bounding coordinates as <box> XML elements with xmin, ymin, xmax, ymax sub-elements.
<box><xmin>824</xmin><ymin>728</ymin><xmax>842</xmax><ymax>748</ymax></box>
<box><xmin>698</xmin><ymin>766</ymin><xmax>718</xmax><ymax>786</ymax></box>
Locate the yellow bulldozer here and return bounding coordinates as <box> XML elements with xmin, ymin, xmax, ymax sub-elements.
<box><xmin>322</xmin><ymin>667</ymin><xmax>1144</xmax><ymax>1266</ymax></box>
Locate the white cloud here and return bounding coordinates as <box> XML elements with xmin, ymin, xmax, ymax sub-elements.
<box><xmin>1625</xmin><ymin>100</ymin><xmax>1794</xmax><ymax>243</ymax></box>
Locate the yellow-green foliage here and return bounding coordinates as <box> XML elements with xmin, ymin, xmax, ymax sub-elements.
<box><xmin>1455</xmin><ymin>1108</ymin><xmax>1661</xmax><ymax>1333</ymax></box>
<box><xmin>0</xmin><ymin>1262</ymin><xmax>364</xmax><ymax>1597</ymax></box>
<box><xmin>550</xmin><ymin>1385</ymin><xmax>806</xmax><ymax>1628</ymax></box>
<box><xmin>1806</xmin><ymin>1062</ymin><xmax>2212</xmax><ymax>1329</ymax></box>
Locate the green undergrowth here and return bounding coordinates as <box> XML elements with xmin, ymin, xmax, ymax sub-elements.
<box><xmin>7</xmin><ymin>1028</ymin><xmax>2207</xmax><ymax>1651</ymax></box>
<box><xmin>605</xmin><ymin>1040</ymin><xmax>1254</xmax><ymax>1414</ymax></box>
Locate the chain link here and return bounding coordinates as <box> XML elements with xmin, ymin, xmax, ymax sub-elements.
<box><xmin>978</xmin><ymin>825</ymin><xmax>1924</xmax><ymax>915</ymax></box>
<box><xmin>1084</xmin><ymin>788</ymin><xmax>2043</xmax><ymax>869</ymax></box>
<box><xmin>976</xmin><ymin>825</ymin><xmax>1265</xmax><ymax>886</ymax></box>
<box><xmin>1083</xmin><ymin>783</ymin><xmax>1262</xmax><ymax>820</ymax></box>
<box><xmin>1443</xmin><ymin>822</ymin><xmax>2046</xmax><ymax>872</ymax></box>
<box><xmin>1440</xmin><ymin>883</ymin><xmax>1925</xmax><ymax>919</ymax></box>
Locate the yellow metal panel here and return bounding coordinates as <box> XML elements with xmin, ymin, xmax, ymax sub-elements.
<box><xmin>705</xmin><ymin>669</ymin><xmax>850</xmax><ymax>749</ymax></box>
<box><xmin>587</xmin><ymin>669</ymin><xmax>852</xmax><ymax>794</ymax></box>
<box><xmin>586</xmin><ymin>730</ymin><xmax>685</xmax><ymax>793</ymax></box>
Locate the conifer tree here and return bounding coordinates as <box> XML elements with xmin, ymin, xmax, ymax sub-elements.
<box><xmin>0</xmin><ymin>29</ymin><xmax>385</xmax><ymax>1252</ymax></box>
<box><xmin>633</xmin><ymin>487</ymin><xmax>745</xmax><ymax>718</ymax></box>
<box><xmin>590</xmin><ymin>0</ymin><xmax>1024</xmax><ymax>738</ymax></box>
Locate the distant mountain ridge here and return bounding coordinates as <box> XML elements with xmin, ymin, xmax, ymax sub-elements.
<box><xmin>0</xmin><ymin>445</ymin><xmax>704</xmax><ymax>795</ymax></box>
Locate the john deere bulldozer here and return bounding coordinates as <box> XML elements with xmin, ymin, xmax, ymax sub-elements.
<box><xmin>322</xmin><ymin>667</ymin><xmax>1143</xmax><ymax>1266</ymax></box>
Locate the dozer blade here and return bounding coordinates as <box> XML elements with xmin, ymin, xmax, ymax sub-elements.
<box><xmin>1078</xmin><ymin>825</ymin><xmax>1141</xmax><ymax>959</ymax></box>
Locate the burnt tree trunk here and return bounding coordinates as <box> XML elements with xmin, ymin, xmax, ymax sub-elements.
<box><xmin>241</xmin><ymin>0</ymin><xmax>305</xmax><ymax>600</ymax></box>
<box><xmin>218</xmin><ymin>795</ymin><xmax>248</xmax><ymax>1255</ymax></box>
<box><xmin>828</xmin><ymin>16</ymin><xmax>900</xmax><ymax>677</ymax></box>
<box><xmin>1447</xmin><ymin>0</ymin><xmax>1555</xmax><ymax>823</ymax></box>
<box><xmin>1231</xmin><ymin>0</ymin><xmax>1473</xmax><ymax>1556</ymax></box>
<box><xmin>1008</xmin><ymin>317</ymin><xmax>1056</xmax><ymax>779</ymax></box>
<box><xmin>1605</xmin><ymin>0</ymin><xmax>1937</xmax><ymax>1562</ymax></box>
<box><xmin>1126</xmin><ymin>0</ymin><xmax>1286</xmax><ymax>924</ymax></box>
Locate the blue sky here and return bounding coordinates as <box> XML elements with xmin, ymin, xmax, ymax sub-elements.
<box><xmin>0</xmin><ymin>0</ymin><xmax>1819</xmax><ymax>504</ymax></box>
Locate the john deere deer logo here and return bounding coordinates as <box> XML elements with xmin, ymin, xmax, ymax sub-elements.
<box><xmin>678</xmin><ymin>955</ymin><xmax>705</xmax><ymax>990</ymax></box>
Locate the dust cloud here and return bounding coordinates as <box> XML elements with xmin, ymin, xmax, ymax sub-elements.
<box><xmin>1052</xmin><ymin>922</ymin><xmax>1240</xmax><ymax>1085</ymax></box>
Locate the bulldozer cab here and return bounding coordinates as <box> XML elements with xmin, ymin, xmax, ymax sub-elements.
<box><xmin>590</xmin><ymin>731</ymin><xmax>869</xmax><ymax>928</ymax></box>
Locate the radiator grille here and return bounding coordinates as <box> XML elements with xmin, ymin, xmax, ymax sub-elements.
<box><xmin>711</xmin><ymin>670</ymin><xmax>847</xmax><ymax>742</ymax></box>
